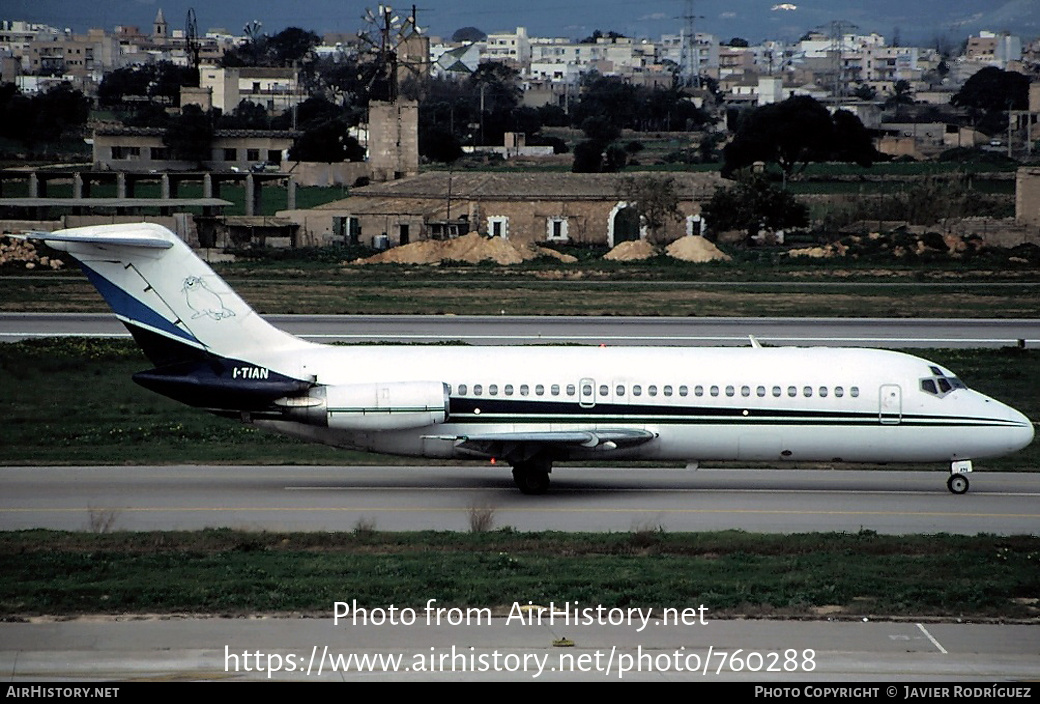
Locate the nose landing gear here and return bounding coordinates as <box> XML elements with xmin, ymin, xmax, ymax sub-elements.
<box><xmin>947</xmin><ymin>460</ymin><xmax>972</xmax><ymax>495</ymax></box>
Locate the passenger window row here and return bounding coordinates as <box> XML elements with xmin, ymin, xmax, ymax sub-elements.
<box><xmin>448</xmin><ymin>382</ymin><xmax>860</xmax><ymax>399</ymax></box>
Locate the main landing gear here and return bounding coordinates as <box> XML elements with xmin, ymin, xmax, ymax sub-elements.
<box><xmin>947</xmin><ymin>460</ymin><xmax>972</xmax><ymax>495</ymax></box>
<box><xmin>512</xmin><ymin>460</ymin><xmax>552</xmax><ymax>495</ymax></box>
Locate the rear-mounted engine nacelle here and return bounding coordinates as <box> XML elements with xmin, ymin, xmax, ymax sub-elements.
<box><xmin>275</xmin><ymin>381</ymin><xmax>449</xmax><ymax>431</ymax></box>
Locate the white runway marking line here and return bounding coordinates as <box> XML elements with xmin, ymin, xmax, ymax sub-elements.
<box><xmin>916</xmin><ymin>623</ymin><xmax>948</xmax><ymax>654</ymax></box>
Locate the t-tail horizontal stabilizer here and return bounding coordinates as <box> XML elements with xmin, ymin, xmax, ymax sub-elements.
<box><xmin>14</xmin><ymin>223</ymin><xmax>312</xmax><ymax>366</ymax></box>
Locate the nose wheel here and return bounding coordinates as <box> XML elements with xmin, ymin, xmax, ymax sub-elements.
<box><xmin>947</xmin><ymin>473</ymin><xmax>969</xmax><ymax>495</ymax></box>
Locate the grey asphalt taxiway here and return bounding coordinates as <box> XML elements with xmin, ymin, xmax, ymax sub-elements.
<box><xmin>2</xmin><ymin>312</ymin><xmax>1040</xmax><ymax>347</ymax></box>
<box><xmin>2</xmin><ymin>465</ymin><xmax>1038</xmax><ymax>535</ymax></box>
<box><xmin>3</xmin><ymin>615</ymin><xmax>1038</xmax><ymax>681</ymax></box>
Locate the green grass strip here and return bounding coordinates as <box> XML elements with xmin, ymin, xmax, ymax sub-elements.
<box><xmin>1</xmin><ymin>529</ymin><xmax>1037</xmax><ymax>619</ymax></box>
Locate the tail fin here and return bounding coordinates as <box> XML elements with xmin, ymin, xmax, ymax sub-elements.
<box><xmin>18</xmin><ymin>222</ymin><xmax>310</xmax><ymax>367</ymax></box>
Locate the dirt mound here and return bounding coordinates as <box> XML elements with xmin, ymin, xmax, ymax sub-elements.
<box><xmin>352</xmin><ymin>233</ymin><xmax>582</xmax><ymax>265</ymax></box>
<box><xmin>354</xmin><ymin>233</ymin><xmax>543</xmax><ymax>265</ymax></box>
<box><xmin>534</xmin><ymin>246</ymin><xmax>578</xmax><ymax>263</ymax></box>
<box><xmin>665</xmin><ymin>236</ymin><xmax>731</xmax><ymax>263</ymax></box>
<box><xmin>0</xmin><ymin>237</ymin><xmax>65</xmax><ymax>270</ymax></box>
<box><xmin>788</xmin><ymin>231</ymin><xmax>987</xmax><ymax>260</ymax></box>
<box><xmin>603</xmin><ymin>239</ymin><xmax>657</xmax><ymax>261</ymax></box>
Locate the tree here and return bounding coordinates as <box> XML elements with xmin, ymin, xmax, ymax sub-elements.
<box><xmin>701</xmin><ymin>174</ymin><xmax>808</xmax><ymax>241</ymax></box>
<box><xmin>951</xmin><ymin>66</ymin><xmax>1029</xmax><ymax>135</ymax></box>
<box><xmin>267</xmin><ymin>27</ymin><xmax>320</xmax><ymax>66</ymax></box>
<box><xmin>617</xmin><ymin>176</ymin><xmax>683</xmax><ymax>244</ymax></box>
<box><xmin>163</xmin><ymin>105</ymin><xmax>214</xmax><ymax>165</ymax></box>
<box><xmin>571</xmin><ymin>140</ymin><xmax>603</xmax><ymax>173</ymax></box>
<box><xmin>0</xmin><ymin>82</ymin><xmax>89</xmax><ymax>148</ymax></box>
<box><xmin>98</xmin><ymin>62</ymin><xmax>196</xmax><ymax>108</ymax></box>
<box><xmin>579</xmin><ymin>29</ymin><xmax>625</xmax><ymax>44</ymax></box>
<box><xmin>722</xmin><ymin>96</ymin><xmax>878</xmax><ymax>179</ymax></box>
<box><xmin>289</xmin><ymin>121</ymin><xmax>364</xmax><ymax>162</ymax></box>
<box><xmin>451</xmin><ymin>27</ymin><xmax>486</xmax><ymax>43</ymax></box>
<box><xmin>219</xmin><ymin>100</ymin><xmax>272</xmax><ymax>130</ymax></box>
<box><xmin>885</xmin><ymin>79</ymin><xmax>914</xmax><ymax>115</ymax></box>
<box><xmin>222</xmin><ymin>26</ymin><xmax>319</xmax><ymax>67</ymax></box>
<box><xmin>853</xmin><ymin>84</ymin><xmax>877</xmax><ymax>101</ymax></box>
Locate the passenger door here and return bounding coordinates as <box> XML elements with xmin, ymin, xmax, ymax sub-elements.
<box><xmin>879</xmin><ymin>384</ymin><xmax>902</xmax><ymax>425</ymax></box>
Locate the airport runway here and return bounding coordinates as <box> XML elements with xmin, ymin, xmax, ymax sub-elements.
<box><xmin>2</xmin><ymin>466</ymin><xmax>1038</xmax><ymax>535</ymax></box>
<box><xmin>2</xmin><ymin>313</ymin><xmax>1039</xmax><ymax>347</ymax></box>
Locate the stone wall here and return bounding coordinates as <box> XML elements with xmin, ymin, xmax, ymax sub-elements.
<box><xmin>1016</xmin><ymin>167</ymin><xmax>1040</xmax><ymax>228</ymax></box>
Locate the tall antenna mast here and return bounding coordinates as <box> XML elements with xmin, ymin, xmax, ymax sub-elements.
<box><xmin>678</xmin><ymin>0</ymin><xmax>701</xmax><ymax>88</ymax></box>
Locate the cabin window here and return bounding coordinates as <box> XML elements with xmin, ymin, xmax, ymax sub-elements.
<box><xmin>581</xmin><ymin>384</ymin><xmax>593</xmax><ymax>398</ymax></box>
<box><xmin>599</xmin><ymin>384</ymin><xmax>609</xmax><ymax>396</ymax></box>
<box><xmin>850</xmin><ymin>387</ymin><xmax>860</xmax><ymax>397</ymax></box>
<box><xmin>489</xmin><ymin>384</ymin><xmax>499</xmax><ymax>396</ymax></box>
<box><xmin>616</xmin><ymin>385</ymin><xmax>626</xmax><ymax>396</ymax></box>
<box><xmin>474</xmin><ymin>384</ymin><xmax>483</xmax><ymax>396</ymax></box>
<box><xmin>551</xmin><ymin>384</ymin><xmax>560</xmax><ymax>396</ymax></box>
<box><xmin>773</xmin><ymin>386</ymin><xmax>781</xmax><ymax>397</ymax></box>
<box><xmin>566</xmin><ymin>384</ymin><xmax>576</xmax><ymax>396</ymax></box>
<box><xmin>633</xmin><ymin>385</ymin><xmax>642</xmax><ymax>396</ymax></box>
<box><xmin>741</xmin><ymin>386</ymin><xmax>751</xmax><ymax>397</ymax></box>
<box><xmin>834</xmin><ymin>387</ymin><xmax>844</xmax><ymax>398</ymax></box>
<box><xmin>710</xmin><ymin>386</ymin><xmax>720</xmax><ymax>397</ymax></box>
<box><xmin>725</xmin><ymin>386</ymin><xmax>735</xmax><ymax>397</ymax></box>
<box><xmin>757</xmin><ymin>386</ymin><xmax>766</xmax><ymax>397</ymax></box>
<box><xmin>535</xmin><ymin>384</ymin><xmax>544</xmax><ymax>395</ymax></box>
<box><xmin>921</xmin><ymin>379</ymin><xmax>938</xmax><ymax>394</ymax></box>
<box><xmin>648</xmin><ymin>385</ymin><xmax>658</xmax><ymax>397</ymax></box>
<box><xmin>937</xmin><ymin>378</ymin><xmax>952</xmax><ymax>393</ymax></box>
<box><xmin>695</xmin><ymin>385</ymin><xmax>704</xmax><ymax>397</ymax></box>
<box><xmin>663</xmin><ymin>385</ymin><xmax>673</xmax><ymax>396</ymax></box>
<box><xmin>819</xmin><ymin>387</ymin><xmax>828</xmax><ymax>397</ymax></box>
<box><xmin>458</xmin><ymin>384</ymin><xmax>468</xmax><ymax>395</ymax></box>
<box><xmin>803</xmin><ymin>386</ymin><xmax>813</xmax><ymax>397</ymax></box>
<box><xmin>520</xmin><ymin>384</ymin><xmax>529</xmax><ymax>396</ymax></box>
<box><xmin>787</xmin><ymin>386</ymin><xmax>797</xmax><ymax>397</ymax></box>
<box><xmin>679</xmin><ymin>385</ymin><xmax>688</xmax><ymax>396</ymax></box>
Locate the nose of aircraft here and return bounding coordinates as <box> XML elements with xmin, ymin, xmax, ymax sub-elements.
<box><xmin>1006</xmin><ymin>405</ymin><xmax>1035</xmax><ymax>453</ymax></box>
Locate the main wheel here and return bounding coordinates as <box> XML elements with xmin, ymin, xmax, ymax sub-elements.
<box><xmin>512</xmin><ymin>465</ymin><xmax>551</xmax><ymax>495</ymax></box>
<box><xmin>947</xmin><ymin>473</ymin><xmax>969</xmax><ymax>495</ymax></box>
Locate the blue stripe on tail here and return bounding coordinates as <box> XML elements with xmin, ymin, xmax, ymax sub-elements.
<box><xmin>80</xmin><ymin>263</ymin><xmax>200</xmax><ymax>345</ymax></box>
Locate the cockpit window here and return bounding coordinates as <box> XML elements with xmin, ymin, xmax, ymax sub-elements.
<box><xmin>920</xmin><ymin>368</ymin><xmax>967</xmax><ymax>398</ymax></box>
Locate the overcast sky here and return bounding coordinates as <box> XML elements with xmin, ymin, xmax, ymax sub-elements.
<box><xmin>3</xmin><ymin>0</ymin><xmax>1037</xmax><ymax>44</ymax></box>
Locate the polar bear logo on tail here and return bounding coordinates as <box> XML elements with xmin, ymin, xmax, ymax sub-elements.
<box><xmin>182</xmin><ymin>276</ymin><xmax>236</xmax><ymax>320</ymax></box>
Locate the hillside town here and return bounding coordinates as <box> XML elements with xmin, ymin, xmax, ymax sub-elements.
<box><xmin>2</xmin><ymin>7</ymin><xmax>1040</xmax><ymax>256</ymax></box>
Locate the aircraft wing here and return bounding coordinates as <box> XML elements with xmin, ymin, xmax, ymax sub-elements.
<box><xmin>427</xmin><ymin>428</ymin><xmax>656</xmax><ymax>462</ymax></box>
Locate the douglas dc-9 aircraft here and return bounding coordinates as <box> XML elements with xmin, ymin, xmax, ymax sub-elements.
<box><xmin>18</xmin><ymin>223</ymin><xmax>1034</xmax><ymax>495</ymax></box>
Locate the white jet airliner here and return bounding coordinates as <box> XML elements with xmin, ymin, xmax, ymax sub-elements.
<box><xmin>18</xmin><ymin>223</ymin><xmax>1034</xmax><ymax>494</ymax></box>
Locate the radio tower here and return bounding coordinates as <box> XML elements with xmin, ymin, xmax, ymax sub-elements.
<box><xmin>678</xmin><ymin>0</ymin><xmax>701</xmax><ymax>87</ymax></box>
